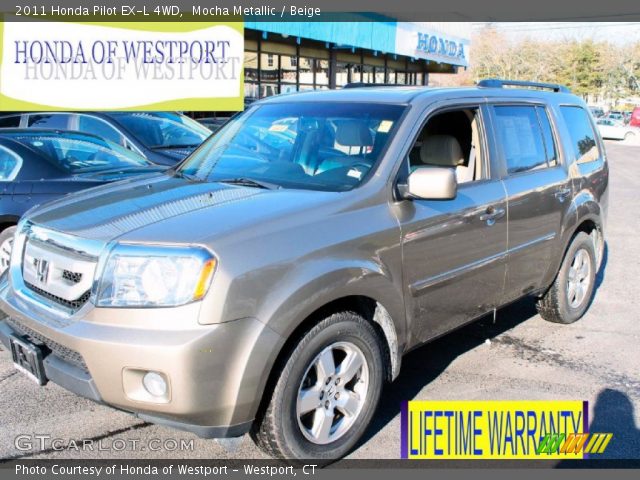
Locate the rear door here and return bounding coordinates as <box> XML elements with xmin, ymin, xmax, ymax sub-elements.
<box><xmin>489</xmin><ymin>103</ymin><xmax>572</xmax><ymax>302</ymax></box>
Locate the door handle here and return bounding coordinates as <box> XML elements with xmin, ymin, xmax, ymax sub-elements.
<box><xmin>554</xmin><ymin>188</ymin><xmax>571</xmax><ymax>202</ymax></box>
<box><xmin>479</xmin><ymin>207</ymin><xmax>505</xmax><ymax>225</ymax></box>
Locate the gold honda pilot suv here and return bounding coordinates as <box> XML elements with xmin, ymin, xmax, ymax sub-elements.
<box><xmin>0</xmin><ymin>80</ymin><xmax>608</xmax><ymax>459</ymax></box>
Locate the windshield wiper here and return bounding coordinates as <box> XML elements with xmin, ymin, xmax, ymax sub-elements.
<box><xmin>173</xmin><ymin>170</ymin><xmax>204</xmax><ymax>182</ymax></box>
<box><xmin>150</xmin><ymin>143</ymin><xmax>200</xmax><ymax>149</ymax></box>
<box><xmin>217</xmin><ymin>177</ymin><xmax>279</xmax><ymax>190</ymax></box>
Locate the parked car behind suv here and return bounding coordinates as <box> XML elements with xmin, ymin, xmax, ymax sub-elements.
<box><xmin>596</xmin><ymin>118</ymin><xmax>638</xmax><ymax>141</ymax></box>
<box><xmin>630</xmin><ymin>106</ymin><xmax>640</xmax><ymax>127</ymax></box>
<box><xmin>0</xmin><ymin>112</ymin><xmax>211</xmax><ymax>166</ymax></box>
<box><xmin>0</xmin><ymin>129</ymin><xmax>164</xmax><ymax>274</ymax></box>
<box><xmin>0</xmin><ymin>80</ymin><xmax>608</xmax><ymax>460</ymax></box>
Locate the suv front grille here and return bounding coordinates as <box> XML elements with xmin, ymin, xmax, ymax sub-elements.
<box><xmin>24</xmin><ymin>282</ymin><xmax>91</xmax><ymax>311</ymax></box>
<box><xmin>5</xmin><ymin>317</ymin><xmax>88</xmax><ymax>372</ymax></box>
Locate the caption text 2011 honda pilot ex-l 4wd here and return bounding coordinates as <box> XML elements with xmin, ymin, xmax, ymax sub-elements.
<box><xmin>0</xmin><ymin>79</ymin><xmax>608</xmax><ymax>460</ymax></box>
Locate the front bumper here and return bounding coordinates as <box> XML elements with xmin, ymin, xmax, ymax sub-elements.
<box><xmin>0</xmin><ymin>281</ymin><xmax>283</xmax><ymax>438</ymax></box>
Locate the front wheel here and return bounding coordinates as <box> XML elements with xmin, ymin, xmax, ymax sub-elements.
<box><xmin>537</xmin><ymin>232</ymin><xmax>597</xmax><ymax>324</ymax></box>
<box><xmin>251</xmin><ymin>312</ymin><xmax>385</xmax><ymax>459</ymax></box>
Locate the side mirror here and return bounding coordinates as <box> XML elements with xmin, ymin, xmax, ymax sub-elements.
<box><xmin>398</xmin><ymin>167</ymin><xmax>457</xmax><ymax>200</ymax></box>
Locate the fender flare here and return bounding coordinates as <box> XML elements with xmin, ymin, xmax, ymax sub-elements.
<box><xmin>243</xmin><ymin>261</ymin><xmax>406</xmax><ymax>421</ymax></box>
<box><xmin>546</xmin><ymin>191</ymin><xmax>604</xmax><ymax>285</ymax></box>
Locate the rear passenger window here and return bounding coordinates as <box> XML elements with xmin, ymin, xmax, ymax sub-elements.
<box><xmin>27</xmin><ymin>114</ymin><xmax>70</xmax><ymax>129</ymax></box>
<box><xmin>560</xmin><ymin>106</ymin><xmax>600</xmax><ymax>164</ymax></box>
<box><xmin>494</xmin><ymin>105</ymin><xmax>549</xmax><ymax>174</ymax></box>
<box><xmin>0</xmin><ymin>145</ymin><xmax>23</xmax><ymax>181</ymax></box>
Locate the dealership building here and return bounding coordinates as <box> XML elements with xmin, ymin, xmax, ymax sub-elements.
<box><xmin>240</xmin><ymin>21</ymin><xmax>470</xmax><ymax>100</ymax></box>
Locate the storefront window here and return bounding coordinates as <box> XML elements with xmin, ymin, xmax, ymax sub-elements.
<box><xmin>361</xmin><ymin>65</ymin><xmax>373</xmax><ymax>83</ymax></box>
<box><xmin>315</xmin><ymin>59</ymin><xmax>329</xmax><ymax>86</ymax></box>
<box><xmin>335</xmin><ymin>62</ymin><xmax>351</xmax><ymax>87</ymax></box>
<box><xmin>397</xmin><ymin>72</ymin><xmax>406</xmax><ymax>84</ymax></box>
<box><xmin>387</xmin><ymin>69</ymin><xmax>396</xmax><ymax>84</ymax></box>
<box><xmin>375</xmin><ymin>67</ymin><xmax>385</xmax><ymax>84</ymax></box>
<box><xmin>245</xmin><ymin>51</ymin><xmax>258</xmax><ymax>82</ymax></box>
<box><xmin>260</xmin><ymin>83</ymin><xmax>279</xmax><ymax>98</ymax></box>
<box><xmin>299</xmin><ymin>57</ymin><xmax>314</xmax><ymax>85</ymax></box>
<box><xmin>244</xmin><ymin>83</ymin><xmax>259</xmax><ymax>100</ymax></box>
<box><xmin>260</xmin><ymin>53</ymin><xmax>279</xmax><ymax>84</ymax></box>
<box><xmin>280</xmin><ymin>55</ymin><xmax>297</xmax><ymax>84</ymax></box>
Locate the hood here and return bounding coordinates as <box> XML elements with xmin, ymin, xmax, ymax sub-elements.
<box><xmin>27</xmin><ymin>169</ymin><xmax>163</xmax><ymax>195</ymax></box>
<box><xmin>27</xmin><ymin>174</ymin><xmax>341</xmax><ymax>246</ymax></box>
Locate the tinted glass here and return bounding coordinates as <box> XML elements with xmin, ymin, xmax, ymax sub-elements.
<box><xmin>27</xmin><ymin>114</ymin><xmax>71</xmax><ymax>129</ymax></box>
<box><xmin>179</xmin><ymin>103</ymin><xmax>405</xmax><ymax>192</ymax></box>
<box><xmin>78</xmin><ymin>116</ymin><xmax>123</xmax><ymax>144</ymax></box>
<box><xmin>109</xmin><ymin>112</ymin><xmax>209</xmax><ymax>149</ymax></box>
<box><xmin>560</xmin><ymin>106</ymin><xmax>600</xmax><ymax>164</ymax></box>
<box><xmin>536</xmin><ymin>107</ymin><xmax>558</xmax><ymax>167</ymax></box>
<box><xmin>3</xmin><ymin>133</ymin><xmax>150</xmax><ymax>173</ymax></box>
<box><xmin>0</xmin><ymin>145</ymin><xmax>22</xmax><ymax>180</ymax></box>
<box><xmin>494</xmin><ymin>106</ymin><xmax>547</xmax><ymax>174</ymax></box>
<box><xmin>0</xmin><ymin>115</ymin><xmax>21</xmax><ymax>128</ymax></box>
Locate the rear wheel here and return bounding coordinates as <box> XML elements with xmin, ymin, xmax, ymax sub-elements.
<box><xmin>0</xmin><ymin>226</ymin><xmax>16</xmax><ymax>276</ymax></box>
<box><xmin>624</xmin><ymin>131</ymin><xmax>634</xmax><ymax>141</ymax></box>
<box><xmin>251</xmin><ymin>312</ymin><xmax>385</xmax><ymax>459</ymax></box>
<box><xmin>537</xmin><ymin>232</ymin><xmax>596</xmax><ymax>324</ymax></box>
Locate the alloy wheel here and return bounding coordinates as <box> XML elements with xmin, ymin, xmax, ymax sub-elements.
<box><xmin>296</xmin><ymin>341</ymin><xmax>369</xmax><ymax>445</ymax></box>
<box><xmin>0</xmin><ymin>237</ymin><xmax>13</xmax><ymax>275</ymax></box>
<box><xmin>567</xmin><ymin>248</ymin><xmax>591</xmax><ymax>309</ymax></box>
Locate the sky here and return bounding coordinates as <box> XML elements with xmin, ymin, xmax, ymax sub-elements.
<box><xmin>472</xmin><ymin>22</ymin><xmax>640</xmax><ymax>45</ymax></box>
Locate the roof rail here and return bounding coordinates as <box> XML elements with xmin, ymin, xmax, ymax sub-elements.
<box><xmin>477</xmin><ymin>78</ymin><xmax>570</xmax><ymax>93</ymax></box>
<box><xmin>343</xmin><ymin>83</ymin><xmax>406</xmax><ymax>89</ymax></box>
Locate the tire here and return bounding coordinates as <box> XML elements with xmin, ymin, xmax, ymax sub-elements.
<box><xmin>251</xmin><ymin>312</ymin><xmax>385</xmax><ymax>460</ymax></box>
<box><xmin>624</xmin><ymin>132</ymin><xmax>634</xmax><ymax>141</ymax></box>
<box><xmin>537</xmin><ymin>232</ymin><xmax>597</xmax><ymax>324</ymax></box>
<box><xmin>0</xmin><ymin>226</ymin><xmax>17</xmax><ymax>276</ymax></box>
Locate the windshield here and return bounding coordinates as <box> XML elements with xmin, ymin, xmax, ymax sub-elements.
<box><xmin>178</xmin><ymin>103</ymin><xmax>405</xmax><ymax>191</ymax></box>
<box><xmin>7</xmin><ymin>133</ymin><xmax>152</xmax><ymax>173</ymax></box>
<box><xmin>111</xmin><ymin>112</ymin><xmax>210</xmax><ymax>149</ymax></box>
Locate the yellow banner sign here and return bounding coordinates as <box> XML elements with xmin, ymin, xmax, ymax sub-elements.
<box><xmin>401</xmin><ymin>400</ymin><xmax>590</xmax><ymax>459</ymax></box>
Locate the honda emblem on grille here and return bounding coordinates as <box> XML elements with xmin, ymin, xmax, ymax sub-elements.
<box><xmin>33</xmin><ymin>259</ymin><xmax>50</xmax><ymax>284</ymax></box>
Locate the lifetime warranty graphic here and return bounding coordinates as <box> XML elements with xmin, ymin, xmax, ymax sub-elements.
<box><xmin>0</xmin><ymin>20</ymin><xmax>244</xmax><ymax>111</ymax></box>
<box><xmin>401</xmin><ymin>400</ymin><xmax>612</xmax><ymax>459</ymax></box>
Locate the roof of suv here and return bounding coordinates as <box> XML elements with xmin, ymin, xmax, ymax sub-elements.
<box><xmin>260</xmin><ymin>85</ymin><xmax>582</xmax><ymax>105</ymax></box>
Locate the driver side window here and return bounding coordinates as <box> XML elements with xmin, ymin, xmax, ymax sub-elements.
<box><xmin>408</xmin><ymin>107</ymin><xmax>485</xmax><ymax>184</ymax></box>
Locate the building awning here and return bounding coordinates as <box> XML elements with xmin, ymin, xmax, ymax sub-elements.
<box><xmin>246</xmin><ymin>20</ymin><xmax>470</xmax><ymax>67</ymax></box>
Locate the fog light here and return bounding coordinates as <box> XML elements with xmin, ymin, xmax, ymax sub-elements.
<box><xmin>142</xmin><ymin>372</ymin><xmax>167</xmax><ymax>397</ymax></box>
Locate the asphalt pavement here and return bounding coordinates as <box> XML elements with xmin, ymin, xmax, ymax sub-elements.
<box><xmin>0</xmin><ymin>141</ymin><xmax>638</xmax><ymax>461</ymax></box>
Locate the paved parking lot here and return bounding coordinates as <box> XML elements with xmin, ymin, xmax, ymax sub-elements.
<box><xmin>1</xmin><ymin>141</ymin><xmax>638</xmax><ymax>461</ymax></box>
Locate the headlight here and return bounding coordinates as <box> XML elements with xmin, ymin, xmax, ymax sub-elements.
<box><xmin>95</xmin><ymin>244</ymin><xmax>216</xmax><ymax>308</ymax></box>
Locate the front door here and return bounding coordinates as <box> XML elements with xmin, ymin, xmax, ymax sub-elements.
<box><xmin>395</xmin><ymin>104</ymin><xmax>508</xmax><ymax>344</ymax></box>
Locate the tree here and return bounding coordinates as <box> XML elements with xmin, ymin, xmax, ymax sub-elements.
<box><xmin>466</xmin><ymin>27</ymin><xmax>639</xmax><ymax>104</ymax></box>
